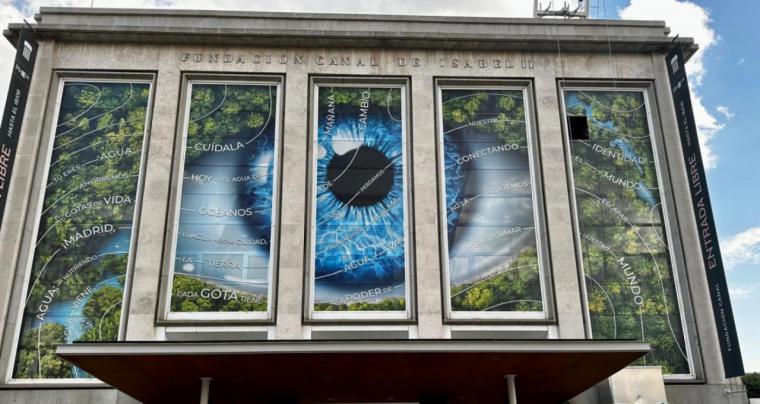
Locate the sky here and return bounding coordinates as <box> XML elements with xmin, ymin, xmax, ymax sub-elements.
<box><xmin>0</xmin><ymin>0</ymin><xmax>758</xmax><ymax>372</ymax></box>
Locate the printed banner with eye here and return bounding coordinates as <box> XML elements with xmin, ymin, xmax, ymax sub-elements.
<box><xmin>311</xmin><ymin>86</ymin><xmax>408</xmax><ymax>314</ymax></box>
<box><xmin>439</xmin><ymin>88</ymin><xmax>545</xmax><ymax>317</ymax></box>
<box><xmin>170</xmin><ymin>83</ymin><xmax>279</xmax><ymax>316</ymax></box>
<box><xmin>13</xmin><ymin>80</ymin><xmax>151</xmax><ymax>379</ymax></box>
<box><xmin>564</xmin><ymin>89</ymin><xmax>692</xmax><ymax>375</ymax></box>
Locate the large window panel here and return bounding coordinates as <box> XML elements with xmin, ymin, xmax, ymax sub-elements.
<box><xmin>13</xmin><ymin>78</ymin><xmax>153</xmax><ymax>379</ymax></box>
<box><xmin>563</xmin><ymin>86</ymin><xmax>692</xmax><ymax>375</ymax></box>
<box><xmin>308</xmin><ymin>79</ymin><xmax>411</xmax><ymax>320</ymax></box>
<box><xmin>167</xmin><ymin>78</ymin><xmax>281</xmax><ymax>321</ymax></box>
<box><xmin>437</xmin><ymin>82</ymin><xmax>550</xmax><ymax>321</ymax></box>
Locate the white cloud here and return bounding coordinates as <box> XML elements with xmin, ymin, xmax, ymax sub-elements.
<box><xmin>0</xmin><ymin>1</ymin><xmax>25</xmax><ymax>114</ymax></box>
<box><xmin>690</xmin><ymin>91</ymin><xmax>723</xmax><ymax>169</ymax></box>
<box><xmin>0</xmin><ymin>0</ymin><xmax>728</xmax><ymax>171</ymax></box>
<box><xmin>716</xmin><ymin>105</ymin><xmax>734</xmax><ymax>120</ymax></box>
<box><xmin>160</xmin><ymin>0</ymin><xmax>533</xmax><ymax>16</ymax></box>
<box><xmin>0</xmin><ymin>0</ymin><xmax>534</xmax><ymax>114</ymax></box>
<box><xmin>1</xmin><ymin>0</ymin><xmax>176</xmax><ymax>115</ymax></box>
<box><xmin>721</xmin><ymin>227</ymin><xmax>760</xmax><ymax>270</ymax></box>
<box><xmin>729</xmin><ymin>283</ymin><xmax>760</xmax><ymax>300</ymax></box>
<box><xmin>620</xmin><ymin>0</ymin><xmax>724</xmax><ymax>170</ymax></box>
<box><xmin>746</xmin><ymin>357</ymin><xmax>760</xmax><ymax>373</ymax></box>
<box><xmin>738</xmin><ymin>58</ymin><xmax>746</xmax><ymax>65</ymax></box>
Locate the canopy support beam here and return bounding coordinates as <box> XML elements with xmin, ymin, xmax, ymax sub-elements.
<box><xmin>200</xmin><ymin>377</ymin><xmax>211</xmax><ymax>404</ymax></box>
<box><xmin>505</xmin><ymin>374</ymin><xmax>517</xmax><ymax>404</ymax></box>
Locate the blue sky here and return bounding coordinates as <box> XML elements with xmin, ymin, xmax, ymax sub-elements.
<box><xmin>692</xmin><ymin>0</ymin><xmax>760</xmax><ymax>374</ymax></box>
<box><xmin>600</xmin><ymin>0</ymin><xmax>760</xmax><ymax>375</ymax></box>
<box><xmin>0</xmin><ymin>0</ymin><xmax>758</xmax><ymax>372</ymax></box>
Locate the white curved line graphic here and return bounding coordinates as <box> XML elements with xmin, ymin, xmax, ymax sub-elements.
<box><xmin>49</xmin><ymin>131</ymin><xmax>141</xmax><ymax>167</ymax></box>
<box><xmin>450</xmin><ymin>264</ymin><xmax>537</xmax><ymax>299</ymax></box>
<box><xmin>97</xmin><ymin>300</ymin><xmax>123</xmax><ymax>341</ymax></box>
<box><xmin>585</xmin><ymin>274</ymin><xmax>618</xmax><ymax>338</ymax></box>
<box><xmin>578</xmin><ymin>90</ymin><xmax>645</xmax><ymax>113</ymax></box>
<box><xmin>443</xmin><ymin>92</ymin><xmax>522</xmax><ymax>104</ymax></box>
<box><xmin>386</xmin><ymin>88</ymin><xmax>401</xmax><ymax>123</ymax></box>
<box><xmin>649</xmin><ymin>202</ymin><xmax>670</xmax><ymax>249</ymax></box>
<box><xmin>191</xmin><ymin>85</ymin><xmax>228</xmax><ymax>123</ymax></box>
<box><xmin>244</xmin><ymin>86</ymin><xmax>274</xmax><ymax>145</ymax></box>
<box><xmin>25</xmin><ymin>249</ymin><xmax>61</xmax><ymax>306</ymax></box>
<box><xmin>56</xmin><ymin>83</ymin><xmax>102</xmax><ymax>128</ymax></box>
<box><xmin>576</xmin><ymin>187</ymin><xmax>688</xmax><ymax>361</ymax></box>
<box><xmin>443</xmin><ymin>118</ymin><xmax>525</xmax><ymax>135</ymax></box>
<box><xmin>481</xmin><ymin>299</ymin><xmax>543</xmax><ymax>312</ymax></box>
<box><xmin>54</xmin><ymin>116</ymin><xmax>145</xmax><ymax>151</ymax></box>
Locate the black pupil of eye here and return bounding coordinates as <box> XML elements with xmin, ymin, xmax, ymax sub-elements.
<box><xmin>327</xmin><ymin>146</ymin><xmax>395</xmax><ymax>207</ymax></box>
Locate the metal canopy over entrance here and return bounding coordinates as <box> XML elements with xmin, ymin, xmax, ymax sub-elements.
<box><xmin>57</xmin><ymin>340</ymin><xmax>649</xmax><ymax>403</ymax></box>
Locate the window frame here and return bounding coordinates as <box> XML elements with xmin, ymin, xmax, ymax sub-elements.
<box><xmin>304</xmin><ymin>76</ymin><xmax>415</xmax><ymax>323</ymax></box>
<box><xmin>435</xmin><ymin>78</ymin><xmax>555</xmax><ymax>323</ymax></box>
<box><xmin>159</xmin><ymin>74</ymin><xmax>284</xmax><ymax>324</ymax></box>
<box><xmin>6</xmin><ymin>72</ymin><xmax>156</xmax><ymax>384</ymax></box>
<box><xmin>558</xmin><ymin>80</ymin><xmax>701</xmax><ymax>380</ymax></box>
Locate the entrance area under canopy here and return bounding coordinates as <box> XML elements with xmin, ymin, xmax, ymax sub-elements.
<box><xmin>56</xmin><ymin>339</ymin><xmax>649</xmax><ymax>403</ymax></box>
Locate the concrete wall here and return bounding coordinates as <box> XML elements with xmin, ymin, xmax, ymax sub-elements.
<box><xmin>0</xmin><ymin>36</ymin><xmax>745</xmax><ymax>403</ymax></box>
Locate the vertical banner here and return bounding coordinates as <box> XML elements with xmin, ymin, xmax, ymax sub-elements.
<box><xmin>564</xmin><ymin>88</ymin><xmax>691</xmax><ymax>375</ymax></box>
<box><xmin>438</xmin><ymin>86</ymin><xmax>547</xmax><ymax>320</ymax></box>
<box><xmin>666</xmin><ymin>47</ymin><xmax>744</xmax><ymax>378</ymax></box>
<box><xmin>310</xmin><ymin>83</ymin><xmax>410</xmax><ymax>319</ymax></box>
<box><xmin>0</xmin><ymin>28</ymin><xmax>37</xmax><ymax>232</ymax></box>
<box><xmin>169</xmin><ymin>81</ymin><xmax>280</xmax><ymax>319</ymax></box>
<box><xmin>13</xmin><ymin>79</ymin><xmax>152</xmax><ymax>379</ymax></box>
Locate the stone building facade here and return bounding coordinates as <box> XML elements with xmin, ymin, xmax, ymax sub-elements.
<box><xmin>0</xmin><ymin>7</ymin><xmax>748</xmax><ymax>404</ymax></box>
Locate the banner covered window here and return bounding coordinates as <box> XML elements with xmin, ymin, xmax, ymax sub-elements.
<box><xmin>437</xmin><ymin>82</ymin><xmax>550</xmax><ymax>321</ymax></box>
<box><xmin>13</xmin><ymin>78</ymin><xmax>152</xmax><ymax>379</ymax></box>
<box><xmin>308</xmin><ymin>79</ymin><xmax>411</xmax><ymax>320</ymax></box>
<box><xmin>167</xmin><ymin>78</ymin><xmax>281</xmax><ymax>321</ymax></box>
<box><xmin>563</xmin><ymin>87</ymin><xmax>692</xmax><ymax>375</ymax></box>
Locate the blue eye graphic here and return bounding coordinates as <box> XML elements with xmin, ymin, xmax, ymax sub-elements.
<box><xmin>311</xmin><ymin>87</ymin><xmax>408</xmax><ymax>312</ymax></box>
<box><xmin>171</xmin><ymin>83</ymin><xmax>278</xmax><ymax>313</ymax></box>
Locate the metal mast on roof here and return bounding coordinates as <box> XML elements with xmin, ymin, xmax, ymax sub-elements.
<box><xmin>534</xmin><ymin>0</ymin><xmax>589</xmax><ymax>19</ymax></box>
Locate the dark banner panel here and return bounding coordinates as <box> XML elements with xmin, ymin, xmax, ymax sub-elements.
<box><xmin>438</xmin><ymin>87</ymin><xmax>546</xmax><ymax>319</ymax></box>
<box><xmin>564</xmin><ymin>88</ymin><xmax>692</xmax><ymax>375</ymax></box>
<box><xmin>170</xmin><ymin>82</ymin><xmax>279</xmax><ymax>317</ymax></box>
<box><xmin>13</xmin><ymin>80</ymin><xmax>151</xmax><ymax>379</ymax></box>
<box><xmin>311</xmin><ymin>85</ymin><xmax>409</xmax><ymax>316</ymax></box>
<box><xmin>0</xmin><ymin>28</ymin><xmax>37</xmax><ymax>232</ymax></box>
<box><xmin>667</xmin><ymin>47</ymin><xmax>744</xmax><ymax>378</ymax></box>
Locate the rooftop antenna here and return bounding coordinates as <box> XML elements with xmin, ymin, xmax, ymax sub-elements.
<box><xmin>534</xmin><ymin>0</ymin><xmax>589</xmax><ymax>19</ymax></box>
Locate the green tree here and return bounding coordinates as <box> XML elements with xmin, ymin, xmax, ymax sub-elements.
<box><xmin>743</xmin><ymin>373</ymin><xmax>760</xmax><ymax>398</ymax></box>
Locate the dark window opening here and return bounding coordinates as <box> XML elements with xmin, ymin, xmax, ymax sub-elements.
<box><xmin>568</xmin><ymin>115</ymin><xmax>589</xmax><ymax>140</ymax></box>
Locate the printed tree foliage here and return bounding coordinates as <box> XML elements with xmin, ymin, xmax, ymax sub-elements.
<box><xmin>566</xmin><ymin>89</ymin><xmax>691</xmax><ymax>374</ymax></box>
<box><xmin>185</xmin><ymin>84</ymin><xmax>273</xmax><ymax>161</ymax></box>
<box><xmin>441</xmin><ymin>91</ymin><xmax>526</xmax><ymax>145</ymax></box>
<box><xmin>313</xmin><ymin>86</ymin><xmax>408</xmax><ymax>313</ymax></box>
<box><xmin>14</xmin><ymin>81</ymin><xmax>150</xmax><ymax>379</ymax></box>
<box><xmin>441</xmin><ymin>88</ymin><xmax>543</xmax><ymax>314</ymax></box>
<box><xmin>314</xmin><ymin>298</ymin><xmax>406</xmax><ymax>312</ymax></box>
<box><xmin>450</xmin><ymin>249</ymin><xmax>542</xmax><ymax>312</ymax></box>
<box><xmin>171</xmin><ymin>274</ymin><xmax>267</xmax><ymax>312</ymax></box>
<box><xmin>170</xmin><ymin>83</ymin><xmax>277</xmax><ymax>314</ymax></box>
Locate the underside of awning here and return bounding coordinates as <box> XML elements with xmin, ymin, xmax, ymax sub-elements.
<box><xmin>57</xmin><ymin>339</ymin><xmax>649</xmax><ymax>404</ymax></box>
